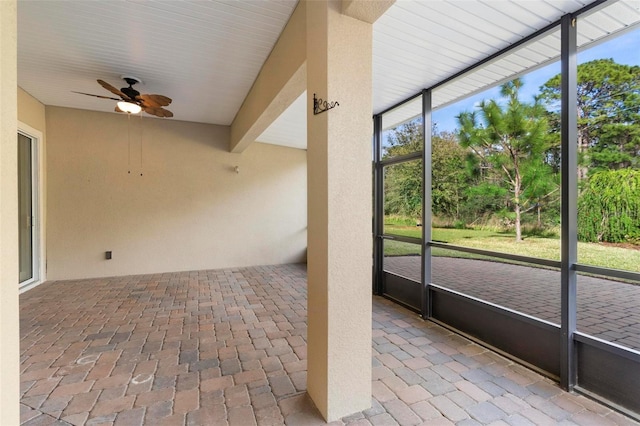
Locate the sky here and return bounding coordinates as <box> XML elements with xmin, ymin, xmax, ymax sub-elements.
<box><xmin>431</xmin><ymin>27</ymin><xmax>640</xmax><ymax>134</ymax></box>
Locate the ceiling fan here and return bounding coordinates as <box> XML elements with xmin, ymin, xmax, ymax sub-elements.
<box><xmin>73</xmin><ymin>76</ymin><xmax>173</xmax><ymax>118</ymax></box>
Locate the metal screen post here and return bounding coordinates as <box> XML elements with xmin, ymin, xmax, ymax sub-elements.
<box><xmin>421</xmin><ymin>90</ymin><xmax>432</xmax><ymax>319</ymax></box>
<box><xmin>373</xmin><ymin>114</ymin><xmax>384</xmax><ymax>296</ymax></box>
<box><xmin>560</xmin><ymin>13</ymin><xmax>578</xmax><ymax>391</ymax></box>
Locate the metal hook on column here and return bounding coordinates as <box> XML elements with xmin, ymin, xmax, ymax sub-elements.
<box><xmin>313</xmin><ymin>93</ymin><xmax>339</xmax><ymax>115</ymax></box>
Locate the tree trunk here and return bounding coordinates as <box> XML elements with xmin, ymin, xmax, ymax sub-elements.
<box><xmin>537</xmin><ymin>204</ymin><xmax>541</xmax><ymax>227</ymax></box>
<box><xmin>578</xmin><ymin>130</ymin><xmax>589</xmax><ymax>181</ymax></box>
<box><xmin>514</xmin><ymin>174</ymin><xmax>522</xmax><ymax>242</ymax></box>
<box><xmin>515</xmin><ymin>202</ymin><xmax>522</xmax><ymax>242</ymax></box>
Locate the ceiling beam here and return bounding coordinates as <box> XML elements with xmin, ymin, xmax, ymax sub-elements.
<box><xmin>230</xmin><ymin>1</ymin><xmax>307</xmax><ymax>153</ymax></box>
<box><xmin>341</xmin><ymin>0</ymin><xmax>395</xmax><ymax>24</ymax></box>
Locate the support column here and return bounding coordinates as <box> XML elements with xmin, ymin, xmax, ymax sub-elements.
<box><xmin>0</xmin><ymin>1</ymin><xmax>20</xmax><ymax>424</ymax></box>
<box><xmin>305</xmin><ymin>0</ymin><xmax>381</xmax><ymax>421</ymax></box>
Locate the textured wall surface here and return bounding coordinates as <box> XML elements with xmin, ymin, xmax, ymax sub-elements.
<box><xmin>0</xmin><ymin>1</ymin><xmax>20</xmax><ymax>423</ymax></box>
<box><xmin>306</xmin><ymin>0</ymin><xmax>374</xmax><ymax>420</ymax></box>
<box><xmin>46</xmin><ymin>107</ymin><xmax>307</xmax><ymax>280</ymax></box>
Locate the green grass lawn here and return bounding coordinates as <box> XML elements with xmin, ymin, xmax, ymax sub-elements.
<box><xmin>384</xmin><ymin>224</ymin><xmax>640</xmax><ymax>273</ymax></box>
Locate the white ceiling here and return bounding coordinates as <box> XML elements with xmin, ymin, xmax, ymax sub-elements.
<box><xmin>17</xmin><ymin>1</ymin><xmax>640</xmax><ymax>150</ymax></box>
<box><xmin>17</xmin><ymin>0</ymin><xmax>297</xmax><ymax>125</ymax></box>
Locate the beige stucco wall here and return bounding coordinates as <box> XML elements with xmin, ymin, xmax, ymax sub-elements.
<box><xmin>46</xmin><ymin>106</ymin><xmax>306</xmax><ymax>280</ymax></box>
<box><xmin>0</xmin><ymin>1</ymin><xmax>20</xmax><ymax>423</ymax></box>
<box><xmin>18</xmin><ymin>87</ymin><xmax>46</xmax><ymax>131</ymax></box>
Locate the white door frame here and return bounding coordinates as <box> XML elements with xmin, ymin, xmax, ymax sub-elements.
<box><xmin>18</xmin><ymin>121</ymin><xmax>45</xmax><ymax>292</ymax></box>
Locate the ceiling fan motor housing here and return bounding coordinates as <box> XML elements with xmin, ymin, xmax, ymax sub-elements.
<box><xmin>121</xmin><ymin>76</ymin><xmax>141</xmax><ymax>100</ymax></box>
<box><xmin>121</xmin><ymin>86</ymin><xmax>141</xmax><ymax>99</ymax></box>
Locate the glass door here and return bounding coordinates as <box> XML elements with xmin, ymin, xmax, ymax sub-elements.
<box><xmin>18</xmin><ymin>132</ymin><xmax>35</xmax><ymax>284</ymax></box>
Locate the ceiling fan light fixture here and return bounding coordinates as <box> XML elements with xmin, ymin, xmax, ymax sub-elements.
<box><xmin>117</xmin><ymin>101</ymin><xmax>142</xmax><ymax>114</ymax></box>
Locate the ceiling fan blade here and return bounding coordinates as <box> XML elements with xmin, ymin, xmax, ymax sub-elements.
<box><xmin>72</xmin><ymin>91</ymin><xmax>121</xmax><ymax>101</ymax></box>
<box><xmin>97</xmin><ymin>79</ymin><xmax>130</xmax><ymax>100</ymax></box>
<box><xmin>143</xmin><ymin>106</ymin><xmax>173</xmax><ymax>118</ymax></box>
<box><xmin>114</xmin><ymin>104</ymin><xmax>124</xmax><ymax>113</ymax></box>
<box><xmin>136</xmin><ymin>95</ymin><xmax>162</xmax><ymax>108</ymax></box>
<box><xmin>138</xmin><ymin>94</ymin><xmax>172</xmax><ymax>107</ymax></box>
<box><xmin>142</xmin><ymin>107</ymin><xmax>162</xmax><ymax>117</ymax></box>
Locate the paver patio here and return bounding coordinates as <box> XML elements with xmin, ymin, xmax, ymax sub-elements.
<box><xmin>19</xmin><ymin>263</ymin><xmax>639</xmax><ymax>425</ymax></box>
<box><xmin>384</xmin><ymin>256</ymin><xmax>640</xmax><ymax>350</ymax></box>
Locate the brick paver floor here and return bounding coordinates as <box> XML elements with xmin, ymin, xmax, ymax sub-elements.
<box><xmin>19</xmin><ymin>264</ymin><xmax>639</xmax><ymax>425</ymax></box>
<box><xmin>384</xmin><ymin>256</ymin><xmax>640</xmax><ymax>350</ymax></box>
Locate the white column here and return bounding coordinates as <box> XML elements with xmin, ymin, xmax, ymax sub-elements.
<box><xmin>305</xmin><ymin>0</ymin><xmax>374</xmax><ymax>421</ymax></box>
<box><xmin>0</xmin><ymin>1</ymin><xmax>20</xmax><ymax>424</ymax></box>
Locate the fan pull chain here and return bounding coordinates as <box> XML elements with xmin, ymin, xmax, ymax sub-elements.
<box><xmin>127</xmin><ymin>112</ymin><xmax>131</xmax><ymax>174</ymax></box>
<box><xmin>139</xmin><ymin>114</ymin><xmax>143</xmax><ymax>176</ymax></box>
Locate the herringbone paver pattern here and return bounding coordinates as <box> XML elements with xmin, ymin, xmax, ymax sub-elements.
<box><xmin>384</xmin><ymin>256</ymin><xmax>640</xmax><ymax>350</ymax></box>
<box><xmin>19</xmin><ymin>264</ymin><xmax>639</xmax><ymax>425</ymax></box>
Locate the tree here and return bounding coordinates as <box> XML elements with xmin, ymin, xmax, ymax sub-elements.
<box><xmin>384</xmin><ymin>160</ymin><xmax>422</xmax><ymax>220</ymax></box>
<box><xmin>431</xmin><ymin>131</ymin><xmax>469</xmax><ymax>220</ymax></box>
<box><xmin>383</xmin><ymin>119</ymin><xmax>422</xmax><ymax>158</ymax></box>
<box><xmin>382</xmin><ymin>121</ymin><xmax>471</xmax><ymax>223</ymax></box>
<box><xmin>457</xmin><ymin>78</ymin><xmax>553</xmax><ymax>241</ymax></box>
<box><xmin>460</xmin><ymin>182</ymin><xmax>509</xmax><ymax>225</ymax></box>
<box><xmin>521</xmin><ymin>161</ymin><xmax>560</xmax><ymax>228</ymax></box>
<box><xmin>383</xmin><ymin>120</ymin><xmax>422</xmax><ymax>220</ymax></box>
<box><xmin>540</xmin><ymin>59</ymin><xmax>640</xmax><ymax>178</ymax></box>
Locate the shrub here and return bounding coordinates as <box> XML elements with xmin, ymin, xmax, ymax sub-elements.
<box><xmin>578</xmin><ymin>169</ymin><xmax>640</xmax><ymax>243</ymax></box>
